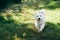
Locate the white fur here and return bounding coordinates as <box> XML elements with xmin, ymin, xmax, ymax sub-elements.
<box><xmin>34</xmin><ymin>9</ymin><xmax>45</xmax><ymax>32</ymax></box>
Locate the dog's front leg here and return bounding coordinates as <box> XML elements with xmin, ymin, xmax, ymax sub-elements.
<box><xmin>35</xmin><ymin>20</ymin><xmax>39</xmax><ymax>31</ymax></box>
<box><xmin>39</xmin><ymin>22</ymin><xmax>45</xmax><ymax>32</ymax></box>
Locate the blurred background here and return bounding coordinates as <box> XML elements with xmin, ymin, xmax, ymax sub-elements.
<box><xmin>0</xmin><ymin>0</ymin><xmax>60</xmax><ymax>40</ymax></box>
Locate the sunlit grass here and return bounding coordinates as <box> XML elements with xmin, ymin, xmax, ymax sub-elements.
<box><xmin>45</xmin><ymin>8</ymin><xmax>60</xmax><ymax>23</ymax></box>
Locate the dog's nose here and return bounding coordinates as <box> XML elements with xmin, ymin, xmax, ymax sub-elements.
<box><xmin>38</xmin><ymin>18</ymin><xmax>40</xmax><ymax>20</ymax></box>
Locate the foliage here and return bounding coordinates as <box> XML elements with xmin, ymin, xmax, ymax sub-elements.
<box><xmin>0</xmin><ymin>0</ymin><xmax>60</xmax><ymax>10</ymax></box>
<box><xmin>46</xmin><ymin>1</ymin><xmax>60</xmax><ymax>9</ymax></box>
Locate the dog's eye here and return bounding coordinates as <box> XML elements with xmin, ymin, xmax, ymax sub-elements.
<box><xmin>37</xmin><ymin>16</ymin><xmax>38</xmax><ymax>17</ymax></box>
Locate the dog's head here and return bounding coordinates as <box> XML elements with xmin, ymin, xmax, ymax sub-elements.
<box><xmin>35</xmin><ymin>9</ymin><xmax>45</xmax><ymax>20</ymax></box>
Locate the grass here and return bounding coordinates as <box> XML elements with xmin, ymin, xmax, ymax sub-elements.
<box><xmin>0</xmin><ymin>8</ymin><xmax>60</xmax><ymax>40</ymax></box>
<box><xmin>45</xmin><ymin>8</ymin><xmax>60</xmax><ymax>23</ymax></box>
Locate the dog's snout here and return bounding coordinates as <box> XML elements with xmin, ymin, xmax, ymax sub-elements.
<box><xmin>38</xmin><ymin>18</ymin><xmax>40</xmax><ymax>20</ymax></box>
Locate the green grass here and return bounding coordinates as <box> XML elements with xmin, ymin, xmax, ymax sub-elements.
<box><xmin>0</xmin><ymin>8</ymin><xmax>60</xmax><ymax>40</ymax></box>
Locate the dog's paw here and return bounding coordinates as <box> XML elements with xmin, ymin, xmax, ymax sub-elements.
<box><xmin>38</xmin><ymin>29</ymin><xmax>42</xmax><ymax>32</ymax></box>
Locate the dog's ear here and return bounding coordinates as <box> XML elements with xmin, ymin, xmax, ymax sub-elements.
<box><xmin>39</xmin><ymin>9</ymin><xmax>45</xmax><ymax>14</ymax></box>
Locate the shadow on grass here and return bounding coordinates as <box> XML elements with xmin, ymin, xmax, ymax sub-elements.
<box><xmin>0</xmin><ymin>22</ymin><xmax>60</xmax><ymax>40</ymax></box>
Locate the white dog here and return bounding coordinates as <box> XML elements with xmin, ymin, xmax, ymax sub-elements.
<box><xmin>34</xmin><ymin>9</ymin><xmax>45</xmax><ymax>32</ymax></box>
